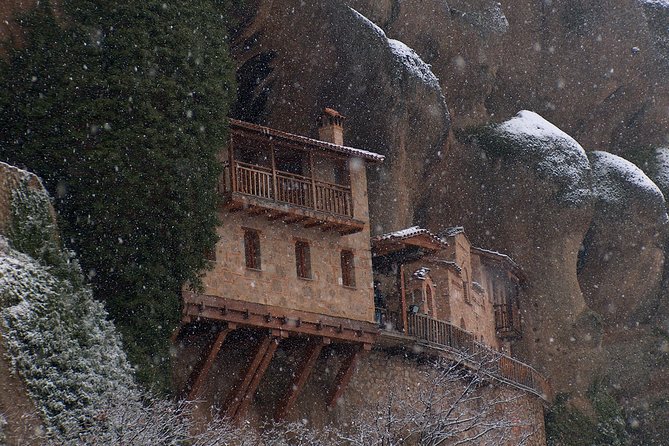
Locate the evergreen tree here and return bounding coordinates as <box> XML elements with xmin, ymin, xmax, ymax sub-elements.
<box><xmin>0</xmin><ymin>0</ymin><xmax>236</xmax><ymax>390</ymax></box>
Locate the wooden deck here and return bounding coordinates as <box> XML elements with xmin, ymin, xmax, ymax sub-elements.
<box><xmin>182</xmin><ymin>291</ymin><xmax>378</xmax><ymax>345</ymax></box>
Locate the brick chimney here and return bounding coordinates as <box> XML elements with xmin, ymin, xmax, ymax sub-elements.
<box><xmin>317</xmin><ymin>108</ymin><xmax>345</xmax><ymax>145</ymax></box>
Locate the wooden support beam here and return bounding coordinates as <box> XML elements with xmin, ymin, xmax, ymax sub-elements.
<box><xmin>327</xmin><ymin>345</ymin><xmax>365</xmax><ymax>408</ymax></box>
<box><xmin>319</xmin><ymin>221</ymin><xmax>339</xmax><ymax>232</ymax></box>
<box><xmin>283</xmin><ymin>215</ymin><xmax>308</xmax><ymax>224</ymax></box>
<box><xmin>182</xmin><ymin>293</ymin><xmax>380</xmax><ymax>345</ymax></box>
<box><xmin>222</xmin><ymin>201</ymin><xmax>243</xmax><ymax>212</ymax></box>
<box><xmin>266</xmin><ymin>211</ymin><xmax>288</xmax><ymax>221</ymax></box>
<box><xmin>233</xmin><ymin>337</ymin><xmax>280</xmax><ymax>421</ymax></box>
<box><xmin>183</xmin><ymin>324</ymin><xmax>235</xmax><ymax>400</ymax></box>
<box><xmin>274</xmin><ymin>338</ymin><xmax>326</xmax><ymax>420</ymax></box>
<box><xmin>304</xmin><ymin>218</ymin><xmax>324</xmax><ymax>228</ymax></box>
<box><xmin>223</xmin><ymin>334</ymin><xmax>279</xmax><ymax>421</ymax></box>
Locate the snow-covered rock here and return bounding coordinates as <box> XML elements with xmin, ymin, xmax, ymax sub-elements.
<box><xmin>589</xmin><ymin>151</ymin><xmax>666</xmax><ymax>214</ymax></box>
<box><xmin>477</xmin><ymin>110</ymin><xmax>592</xmax><ymax>206</ymax></box>
<box><xmin>349</xmin><ymin>7</ymin><xmax>442</xmax><ymax>91</ymax></box>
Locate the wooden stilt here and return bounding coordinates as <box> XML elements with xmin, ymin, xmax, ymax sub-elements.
<box><xmin>223</xmin><ymin>334</ymin><xmax>279</xmax><ymax>420</ymax></box>
<box><xmin>327</xmin><ymin>345</ymin><xmax>366</xmax><ymax>408</ymax></box>
<box><xmin>232</xmin><ymin>337</ymin><xmax>280</xmax><ymax>421</ymax></box>
<box><xmin>183</xmin><ymin>324</ymin><xmax>235</xmax><ymax>400</ymax></box>
<box><xmin>274</xmin><ymin>338</ymin><xmax>328</xmax><ymax>420</ymax></box>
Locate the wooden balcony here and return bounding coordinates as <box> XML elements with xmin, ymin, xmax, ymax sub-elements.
<box><xmin>494</xmin><ymin>303</ymin><xmax>522</xmax><ymax>339</ymax></box>
<box><xmin>222</xmin><ymin>161</ymin><xmax>365</xmax><ymax>235</ymax></box>
<box><xmin>385</xmin><ymin>312</ymin><xmax>552</xmax><ymax>402</ymax></box>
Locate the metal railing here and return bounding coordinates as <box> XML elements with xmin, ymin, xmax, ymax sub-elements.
<box><xmin>229</xmin><ymin>161</ymin><xmax>353</xmax><ymax>218</ymax></box>
<box><xmin>404</xmin><ymin>312</ymin><xmax>552</xmax><ymax>401</ymax></box>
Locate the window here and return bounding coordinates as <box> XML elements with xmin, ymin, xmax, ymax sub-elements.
<box><xmin>341</xmin><ymin>250</ymin><xmax>355</xmax><ymax>287</ymax></box>
<box><xmin>243</xmin><ymin>228</ymin><xmax>261</xmax><ymax>270</ymax></box>
<box><xmin>295</xmin><ymin>240</ymin><xmax>311</xmax><ymax>279</ymax></box>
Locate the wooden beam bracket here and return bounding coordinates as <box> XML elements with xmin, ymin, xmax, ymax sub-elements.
<box><xmin>327</xmin><ymin>346</ymin><xmax>366</xmax><ymax>408</ymax></box>
<box><xmin>274</xmin><ymin>339</ymin><xmax>324</xmax><ymax>420</ymax></box>
<box><xmin>183</xmin><ymin>325</ymin><xmax>234</xmax><ymax>401</ymax></box>
<box><xmin>223</xmin><ymin>334</ymin><xmax>280</xmax><ymax>422</ymax></box>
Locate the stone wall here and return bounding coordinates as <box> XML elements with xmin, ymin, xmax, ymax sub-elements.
<box><xmin>203</xmin><ymin>153</ymin><xmax>375</xmax><ymax>322</ymax></box>
<box><xmin>176</xmin><ymin>337</ymin><xmax>547</xmax><ymax>445</ymax></box>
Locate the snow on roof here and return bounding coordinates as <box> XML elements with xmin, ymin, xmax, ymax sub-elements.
<box><xmin>349</xmin><ymin>7</ymin><xmax>441</xmax><ymax>90</ymax></box>
<box><xmin>589</xmin><ymin>151</ymin><xmax>667</xmax><ymax>215</ymax></box>
<box><xmin>443</xmin><ymin>226</ymin><xmax>465</xmax><ymax>237</ymax></box>
<box><xmin>230</xmin><ymin>119</ymin><xmax>384</xmax><ymax>162</ymax></box>
<box><xmin>471</xmin><ymin>246</ymin><xmax>525</xmax><ymax>281</ymax></box>
<box><xmin>429</xmin><ymin>259</ymin><xmax>462</xmax><ymax>274</ymax></box>
<box><xmin>490</xmin><ymin>110</ymin><xmax>591</xmax><ymax>206</ymax></box>
<box><xmin>372</xmin><ymin>226</ymin><xmax>448</xmax><ymax>247</ymax></box>
<box><xmin>413</xmin><ymin>267</ymin><xmax>430</xmax><ymax>280</ymax></box>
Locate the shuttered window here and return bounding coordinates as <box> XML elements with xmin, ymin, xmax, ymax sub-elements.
<box><xmin>341</xmin><ymin>250</ymin><xmax>355</xmax><ymax>287</ymax></box>
<box><xmin>244</xmin><ymin>229</ymin><xmax>261</xmax><ymax>270</ymax></box>
<box><xmin>295</xmin><ymin>240</ymin><xmax>312</xmax><ymax>279</ymax></box>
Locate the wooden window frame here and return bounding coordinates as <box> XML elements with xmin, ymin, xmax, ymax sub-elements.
<box><xmin>295</xmin><ymin>240</ymin><xmax>312</xmax><ymax>279</ymax></box>
<box><xmin>340</xmin><ymin>250</ymin><xmax>356</xmax><ymax>288</ymax></box>
<box><xmin>243</xmin><ymin>228</ymin><xmax>261</xmax><ymax>270</ymax></box>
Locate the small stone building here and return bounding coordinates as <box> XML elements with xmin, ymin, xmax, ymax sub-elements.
<box><xmin>371</xmin><ymin>225</ymin><xmax>524</xmax><ymax>354</ymax></box>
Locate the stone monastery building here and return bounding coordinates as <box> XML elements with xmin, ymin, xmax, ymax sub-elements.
<box><xmin>175</xmin><ymin>109</ymin><xmax>551</xmax><ymax>441</ymax></box>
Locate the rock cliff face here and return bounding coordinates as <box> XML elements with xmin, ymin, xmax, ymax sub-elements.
<box><xmin>4</xmin><ymin>0</ymin><xmax>669</xmax><ymax>442</ymax></box>
<box><xmin>225</xmin><ymin>1</ymin><xmax>669</xmax><ymax>442</ymax></box>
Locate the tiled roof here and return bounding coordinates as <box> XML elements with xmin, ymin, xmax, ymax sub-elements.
<box><xmin>372</xmin><ymin>226</ymin><xmax>448</xmax><ymax>247</ymax></box>
<box><xmin>442</xmin><ymin>226</ymin><xmax>465</xmax><ymax>237</ymax></box>
<box><xmin>230</xmin><ymin>119</ymin><xmax>384</xmax><ymax>162</ymax></box>
<box><xmin>471</xmin><ymin>246</ymin><xmax>525</xmax><ymax>281</ymax></box>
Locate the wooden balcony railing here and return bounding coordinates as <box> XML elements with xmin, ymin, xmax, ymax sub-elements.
<box><xmin>227</xmin><ymin>161</ymin><xmax>353</xmax><ymax>218</ymax></box>
<box><xmin>494</xmin><ymin>303</ymin><xmax>522</xmax><ymax>339</ymax></box>
<box><xmin>404</xmin><ymin>312</ymin><xmax>552</xmax><ymax>401</ymax></box>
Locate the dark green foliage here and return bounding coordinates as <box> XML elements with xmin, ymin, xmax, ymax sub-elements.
<box><xmin>546</xmin><ymin>379</ymin><xmax>630</xmax><ymax>446</ymax></box>
<box><xmin>0</xmin><ymin>0</ymin><xmax>236</xmax><ymax>391</ymax></box>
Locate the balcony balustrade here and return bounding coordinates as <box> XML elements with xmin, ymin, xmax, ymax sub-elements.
<box><xmin>381</xmin><ymin>310</ymin><xmax>552</xmax><ymax>402</ymax></box>
<box><xmin>220</xmin><ymin>124</ymin><xmax>365</xmax><ymax>234</ymax></box>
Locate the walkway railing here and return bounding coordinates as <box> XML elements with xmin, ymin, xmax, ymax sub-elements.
<box><xmin>228</xmin><ymin>161</ymin><xmax>353</xmax><ymax>218</ymax></box>
<box><xmin>404</xmin><ymin>313</ymin><xmax>553</xmax><ymax>401</ymax></box>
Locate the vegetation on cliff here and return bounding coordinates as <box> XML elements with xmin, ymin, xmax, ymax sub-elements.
<box><xmin>1</xmin><ymin>180</ymin><xmax>135</xmax><ymax>438</ymax></box>
<box><xmin>0</xmin><ymin>0</ymin><xmax>236</xmax><ymax>390</ymax></box>
<box><xmin>545</xmin><ymin>379</ymin><xmax>630</xmax><ymax>446</ymax></box>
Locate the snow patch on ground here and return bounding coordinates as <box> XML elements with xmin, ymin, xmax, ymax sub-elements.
<box><xmin>349</xmin><ymin>7</ymin><xmax>441</xmax><ymax>90</ymax></box>
<box><xmin>589</xmin><ymin>151</ymin><xmax>666</xmax><ymax>208</ymax></box>
<box><xmin>492</xmin><ymin>110</ymin><xmax>591</xmax><ymax>205</ymax></box>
